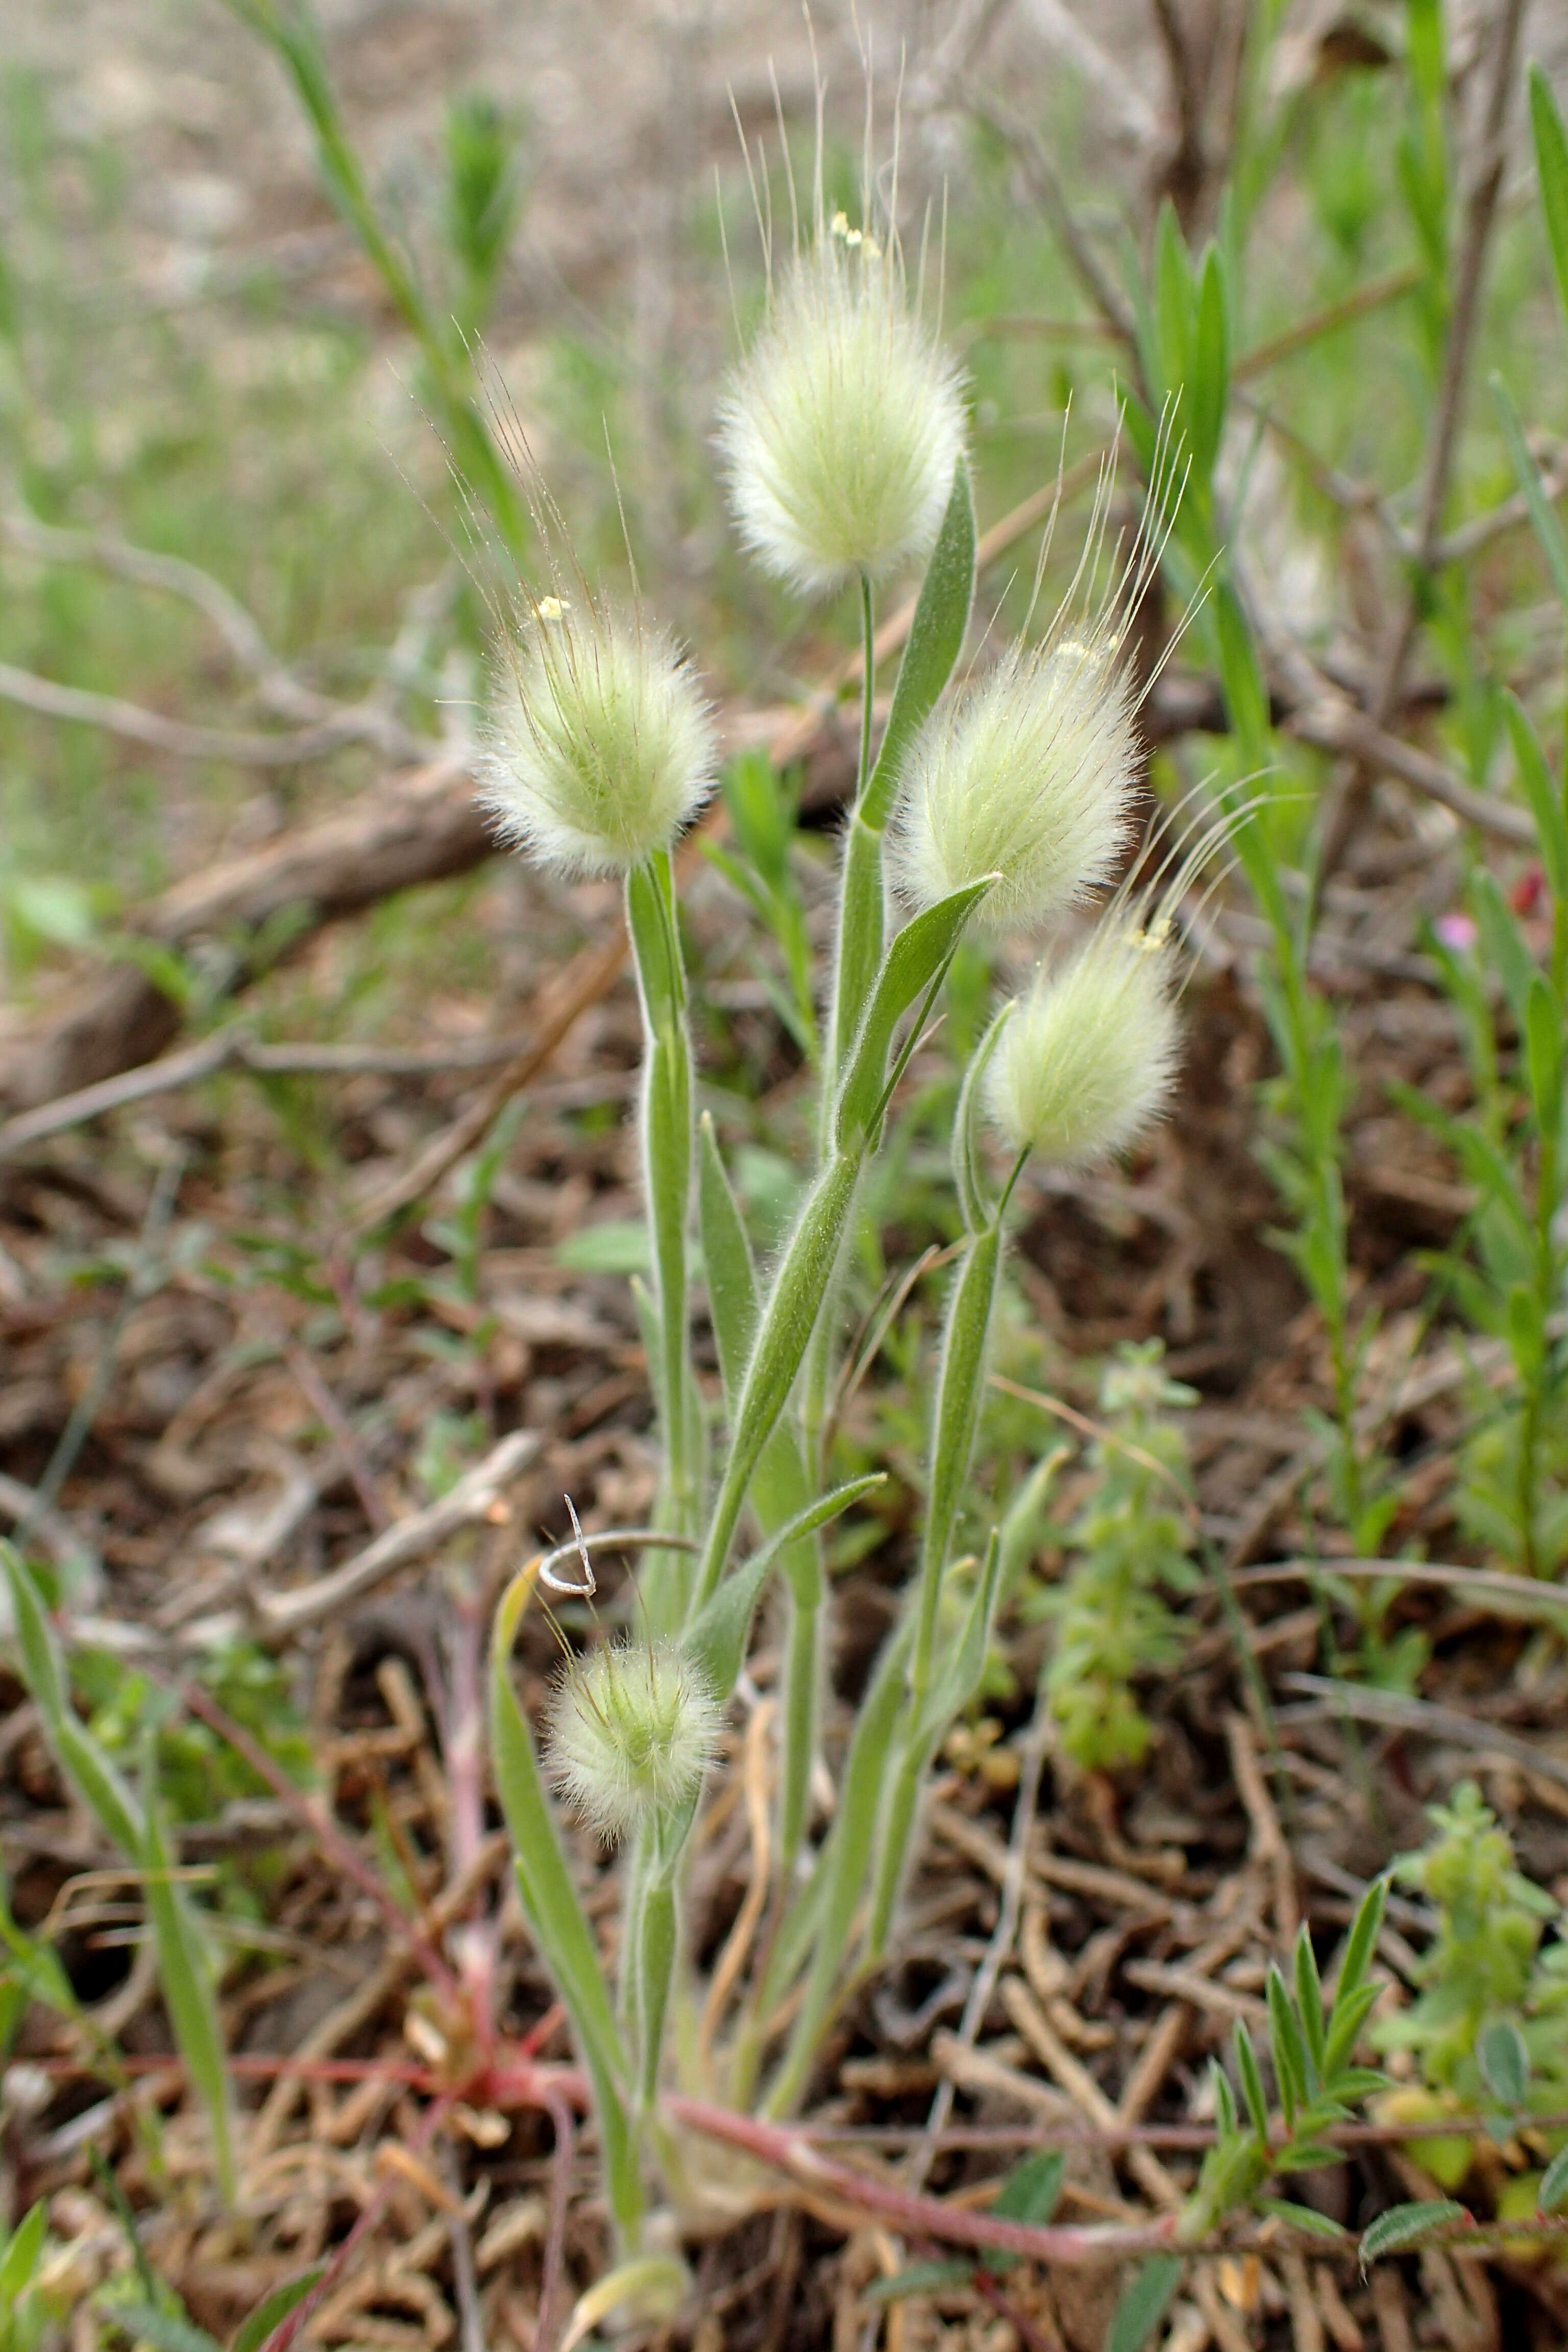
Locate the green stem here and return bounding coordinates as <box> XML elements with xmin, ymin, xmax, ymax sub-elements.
<box><xmin>857</xmin><ymin>569</ymin><xmax>876</xmax><ymax>808</ymax></box>
<box><xmin>822</xmin><ymin>573</ymin><xmax>884</xmax><ymax>1126</ymax></box>
<box><xmin>626</xmin><ymin>857</ymin><xmax>700</xmax><ymax>1599</ymax></box>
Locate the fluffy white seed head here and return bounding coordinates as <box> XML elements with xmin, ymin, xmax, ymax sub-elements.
<box><xmin>478</xmin><ymin>598</ymin><xmax>716</xmax><ymax>876</ymax></box>
<box><xmin>985</xmin><ymin>921</ymin><xmax>1181</xmax><ymax>1169</ymax></box>
<box><xmin>716</xmin><ymin>221</ymin><xmax>966</xmax><ymax>599</ymax></box>
<box><xmin>894</xmin><ymin>636</ymin><xmax>1139</xmax><ymax>936</ymax></box>
<box><xmin>547</xmin><ymin>1637</ymin><xmax>722</xmax><ymax>1844</ymax></box>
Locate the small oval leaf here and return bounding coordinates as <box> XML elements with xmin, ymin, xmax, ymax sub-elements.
<box><xmin>1478</xmin><ymin>2019</ymin><xmax>1531</xmax><ymax>2113</ymax></box>
<box><xmin>1107</xmin><ymin>2256</ymin><xmax>1185</xmax><ymax>2352</ymax></box>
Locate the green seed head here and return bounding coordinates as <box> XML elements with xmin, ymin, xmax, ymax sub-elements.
<box><xmin>480</xmin><ymin>596</ymin><xmax>716</xmax><ymax>875</ymax></box>
<box><xmin>547</xmin><ymin>1637</ymin><xmax>722</xmax><ymax>1843</ymax></box>
<box><xmin>894</xmin><ymin>636</ymin><xmax>1137</xmax><ymax>936</ymax></box>
<box><xmin>717</xmin><ymin>218</ymin><xmax>966</xmax><ymax>600</ymax></box>
<box><xmin>985</xmin><ymin>920</ymin><xmax>1181</xmax><ymax>1169</ymax></box>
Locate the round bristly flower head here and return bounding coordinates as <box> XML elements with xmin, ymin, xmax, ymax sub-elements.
<box><xmin>547</xmin><ymin>1637</ymin><xmax>722</xmax><ymax>1844</ymax></box>
<box><xmin>478</xmin><ymin>596</ymin><xmax>716</xmax><ymax>876</ymax></box>
<box><xmin>894</xmin><ymin>635</ymin><xmax>1138</xmax><ymax>935</ymax></box>
<box><xmin>716</xmin><ymin>217</ymin><xmax>966</xmax><ymax>598</ymax></box>
<box><xmin>985</xmin><ymin>919</ymin><xmax>1181</xmax><ymax>1170</ymax></box>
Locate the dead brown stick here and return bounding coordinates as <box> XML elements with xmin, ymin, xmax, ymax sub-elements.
<box><xmin>0</xmin><ymin>659</ymin><xmax>427</xmax><ymax>769</ymax></box>
<box><xmin>0</xmin><ymin>1034</ymin><xmax>634</xmax><ymax>1162</ymax></box>
<box><xmin>256</xmin><ymin>1427</ymin><xmax>540</xmax><ymax>1635</ymax></box>
<box><xmin>2</xmin><ymin>750</ymin><xmax>484</xmax><ymax>1109</ymax></box>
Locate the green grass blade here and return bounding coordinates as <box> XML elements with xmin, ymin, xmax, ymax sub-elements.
<box><xmin>231</xmin><ymin>2269</ymin><xmax>326</xmax><ymax>2352</ymax></box>
<box><xmin>1492</xmin><ymin>373</ymin><xmax>1568</xmax><ymax>609</ymax></box>
<box><xmin>2</xmin><ymin>1542</ymin><xmax>143</xmax><ymax>1859</ymax></box>
<box><xmin>1530</xmin><ymin>66</ymin><xmax>1568</xmax><ymax>334</ymax></box>
<box><xmin>140</xmin><ymin>1764</ymin><xmax>235</xmax><ymax>2205</ymax></box>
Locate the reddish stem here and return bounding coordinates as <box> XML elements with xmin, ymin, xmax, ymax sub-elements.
<box><xmin>663</xmin><ymin>2096</ymin><xmax>1181</xmax><ymax>2265</ymax></box>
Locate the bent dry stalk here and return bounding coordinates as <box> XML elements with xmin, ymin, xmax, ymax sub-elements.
<box><xmin>476</xmin><ymin>140</ymin><xmax>1195</xmax><ymax>2252</ymax></box>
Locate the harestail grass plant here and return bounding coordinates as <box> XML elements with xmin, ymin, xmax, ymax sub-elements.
<box><xmin>476</xmin><ymin>120</ymin><xmax>1218</xmax><ymax>2257</ymax></box>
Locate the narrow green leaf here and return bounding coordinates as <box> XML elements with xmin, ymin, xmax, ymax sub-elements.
<box><xmin>231</xmin><ymin>2269</ymin><xmax>326</xmax><ymax>2352</ymax></box>
<box><xmin>1477</xmin><ymin>2019</ymin><xmax>1531</xmax><ymax>2113</ymax></box>
<box><xmin>1257</xmin><ymin>2199</ymin><xmax>1349</xmax><ymax>2241</ymax></box>
<box><xmin>1503</xmin><ymin>693</ymin><xmax>1568</xmax><ymax>903</ymax></box>
<box><xmin>835</xmin><ymin>880</ymin><xmax>995</xmax><ymax>1147</ymax></box>
<box><xmin>1294</xmin><ymin>1926</ymin><xmax>1327</xmax><ymax>2075</ymax></box>
<box><xmin>1212</xmin><ymin>581</ymin><xmax>1272</xmax><ymax>777</ymax></box>
<box><xmin>1235</xmin><ymin>2023</ymin><xmax>1270</xmax><ymax>2139</ymax></box>
<box><xmin>919</xmin><ymin>1228</ymin><xmax>1003</xmax><ymax>1619</ymax></box>
<box><xmin>1472</xmin><ymin>869</ymin><xmax>1544</xmax><ymax>1041</ymax></box>
<box><xmin>927</xmin><ymin>1526</ymin><xmax>1006</xmax><ymax>1733</ymax></box>
<box><xmin>992</xmin><ymin>2150</ymin><xmax>1066</xmax><ymax>2227</ymax></box>
<box><xmin>0</xmin><ymin>2204</ymin><xmax>46</xmax><ymax>2309</ymax></box>
<box><xmin>830</xmin><ymin>816</ymin><xmax>890</xmax><ymax>1091</ymax></box>
<box><xmin>972</xmin><ymin>2148</ymin><xmax>1067</xmax><ymax>2277</ymax></box>
<box><xmin>1530</xmin><ymin>65</ymin><xmax>1568</xmax><ymax>333</ymax></box>
<box><xmin>1538</xmin><ymin>2144</ymin><xmax>1568</xmax><ymax>2214</ymax></box>
<box><xmin>862</xmin><ymin>2261</ymin><xmax>974</xmax><ymax>2306</ymax></box>
<box><xmin>697</xmin><ymin>1111</ymin><xmax>758</xmax><ymax>1408</ymax></box>
<box><xmin>1190</xmin><ymin>244</ymin><xmax>1230</xmax><ymax>480</ymax></box>
<box><xmin>688</xmin><ymin>1473</ymin><xmax>885</xmax><ymax>1698</ymax></box>
<box><xmin>861</xmin><ymin>460</ymin><xmax>977</xmax><ymax>832</ymax></box>
<box><xmin>2</xmin><ymin>1544</ymin><xmax>143</xmax><ymax>1863</ymax></box>
<box><xmin>139</xmin><ymin>1767</ymin><xmax>235</xmax><ymax>2205</ymax></box>
<box><xmin>1336</xmin><ymin>1875</ymin><xmax>1388</xmax><ymax>2000</ymax></box>
<box><xmin>1107</xmin><ymin>2255</ymin><xmax>1185</xmax><ymax>2352</ymax></box>
<box><xmin>1322</xmin><ymin>1982</ymin><xmax>1382</xmax><ymax>2082</ymax></box>
<box><xmin>699</xmin><ymin>1152</ymin><xmax>863</xmax><ymax>1603</ymax></box>
<box><xmin>1153</xmin><ymin>200</ymin><xmax>1194</xmax><ymax>398</ymax></box>
<box><xmin>1211</xmin><ymin>2056</ymin><xmax>1237</xmax><ymax>2138</ymax></box>
<box><xmin>1525</xmin><ymin>975</ymin><xmax>1565</xmax><ymax>1141</ymax></box>
<box><xmin>1267</xmin><ymin>1966</ymin><xmax>1308</xmax><ymax>2129</ymax></box>
<box><xmin>1358</xmin><ymin>2199</ymin><xmax>1467</xmax><ymax>2268</ymax></box>
<box><xmin>0</xmin><ymin>1874</ymin><xmax>76</xmax><ymax>2018</ymax></box>
<box><xmin>1331</xmin><ymin>2069</ymin><xmax>1392</xmax><ymax>2102</ymax></box>
<box><xmin>1493</xmin><ymin>374</ymin><xmax>1568</xmax><ymax>608</ymax></box>
<box><xmin>1274</xmin><ymin>2140</ymin><xmax>1344</xmax><ymax>2175</ymax></box>
<box><xmin>630</xmin><ymin>1874</ymin><xmax>677</xmax><ymax>2106</ymax></box>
